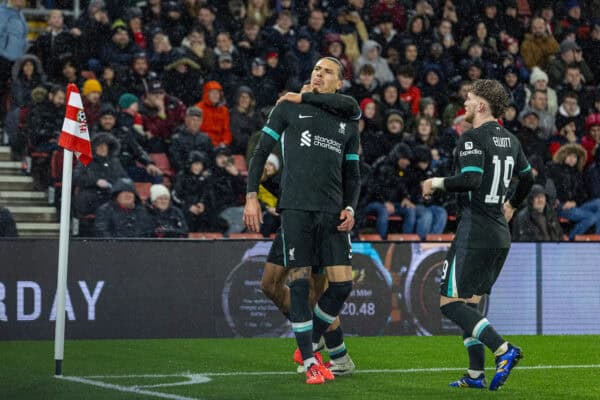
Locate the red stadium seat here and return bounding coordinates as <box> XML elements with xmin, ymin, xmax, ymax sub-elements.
<box><xmin>135</xmin><ymin>182</ymin><xmax>152</xmax><ymax>202</ymax></box>
<box><xmin>574</xmin><ymin>234</ymin><xmax>600</xmax><ymax>241</ymax></box>
<box><xmin>359</xmin><ymin>233</ymin><xmax>383</xmax><ymax>241</ymax></box>
<box><xmin>233</xmin><ymin>155</ymin><xmax>248</xmax><ymax>176</ymax></box>
<box><xmin>425</xmin><ymin>234</ymin><xmax>455</xmax><ymax>242</ymax></box>
<box><xmin>228</xmin><ymin>233</ymin><xmax>265</xmax><ymax>239</ymax></box>
<box><xmin>387</xmin><ymin>234</ymin><xmax>420</xmax><ymax>241</ymax></box>
<box><xmin>149</xmin><ymin>153</ymin><xmax>174</xmax><ymax>177</ymax></box>
<box><xmin>188</xmin><ymin>232</ymin><xmax>224</xmax><ymax>239</ymax></box>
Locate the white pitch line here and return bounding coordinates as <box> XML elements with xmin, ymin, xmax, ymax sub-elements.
<box><xmin>56</xmin><ymin>375</ymin><xmax>204</xmax><ymax>400</ymax></box>
<box><xmin>82</xmin><ymin>363</ymin><xmax>600</xmax><ymax>379</ymax></box>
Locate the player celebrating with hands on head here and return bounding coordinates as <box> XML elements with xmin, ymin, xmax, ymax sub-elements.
<box><xmin>422</xmin><ymin>79</ymin><xmax>534</xmax><ymax>391</ymax></box>
<box><xmin>244</xmin><ymin>57</ymin><xmax>361</xmax><ymax>384</ymax></box>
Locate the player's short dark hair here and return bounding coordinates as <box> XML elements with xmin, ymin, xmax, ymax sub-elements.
<box><xmin>319</xmin><ymin>56</ymin><xmax>345</xmax><ymax>81</ymax></box>
<box><xmin>470</xmin><ymin>79</ymin><xmax>509</xmax><ymax>118</ymax></box>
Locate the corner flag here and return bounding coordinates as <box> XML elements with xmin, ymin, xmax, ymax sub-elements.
<box><xmin>54</xmin><ymin>83</ymin><xmax>91</xmax><ymax>376</ymax></box>
<box><xmin>58</xmin><ymin>84</ymin><xmax>92</xmax><ymax>165</ymax></box>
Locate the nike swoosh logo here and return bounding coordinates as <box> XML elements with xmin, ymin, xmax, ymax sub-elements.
<box><xmin>299</xmin><ymin>115</ymin><xmax>313</xmax><ymax>119</ymax></box>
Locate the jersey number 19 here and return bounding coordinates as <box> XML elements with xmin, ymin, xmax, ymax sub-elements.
<box><xmin>485</xmin><ymin>155</ymin><xmax>514</xmax><ymax>204</ymax></box>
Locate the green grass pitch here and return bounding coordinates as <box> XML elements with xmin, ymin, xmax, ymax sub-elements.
<box><xmin>2</xmin><ymin>335</ymin><xmax>599</xmax><ymax>399</ymax></box>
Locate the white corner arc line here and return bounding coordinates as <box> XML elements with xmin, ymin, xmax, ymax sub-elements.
<box><xmin>80</xmin><ymin>363</ymin><xmax>600</xmax><ymax>379</ymax></box>
<box><xmin>56</xmin><ymin>375</ymin><xmax>204</xmax><ymax>400</ymax></box>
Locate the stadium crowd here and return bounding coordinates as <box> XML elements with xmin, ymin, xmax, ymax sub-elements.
<box><xmin>1</xmin><ymin>0</ymin><xmax>600</xmax><ymax>240</ymax></box>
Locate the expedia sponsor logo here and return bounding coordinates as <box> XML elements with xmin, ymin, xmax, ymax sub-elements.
<box><xmin>459</xmin><ymin>149</ymin><xmax>483</xmax><ymax>157</ymax></box>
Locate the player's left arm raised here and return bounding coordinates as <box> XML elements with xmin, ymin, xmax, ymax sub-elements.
<box><xmin>339</xmin><ymin>122</ymin><xmax>361</xmax><ymax>232</ymax></box>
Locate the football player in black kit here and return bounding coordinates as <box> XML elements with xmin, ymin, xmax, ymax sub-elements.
<box><xmin>423</xmin><ymin>79</ymin><xmax>534</xmax><ymax>391</ymax></box>
<box><xmin>244</xmin><ymin>57</ymin><xmax>361</xmax><ymax>384</ymax></box>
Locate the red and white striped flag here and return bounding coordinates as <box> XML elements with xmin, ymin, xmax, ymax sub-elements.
<box><xmin>58</xmin><ymin>84</ymin><xmax>92</xmax><ymax>166</ymax></box>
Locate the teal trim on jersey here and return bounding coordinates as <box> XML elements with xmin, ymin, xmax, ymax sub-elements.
<box><xmin>328</xmin><ymin>343</ymin><xmax>346</xmax><ymax>356</ymax></box>
<box><xmin>280</xmin><ymin>131</ymin><xmax>285</xmax><ymax>163</ymax></box>
<box><xmin>262</xmin><ymin>126</ymin><xmax>281</xmax><ymax>141</ymax></box>
<box><xmin>281</xmin><ymin>229</ymin><xmax>287</xmax><ymax>267</ymax></box>
<box><xmin>314</xmin><ymin>304</ymin><xmax>336</xmax><ymax>324</ymax></box>
<box><xmin>464</xmin><ymin>338</ymin><xmax>483</xmax><ymax>348</ymax></box>
<box><xmin>461</xmin><ymin>166</ymin><xmax>484</xmax><ymax>173</ymax></box>
<box><xmin>521</xmin><ymin>164</ymin><xmax>532</xmax><ymax>173</ymax></box>
<box><xmin>292</xmin><ymin>321</ymin><xmax>313</xmax><ymax>333</ymax></box>
<box><xmin>447</xmin><ymin>255</ymin><xmax>457</xmax><ymax>297</ymax></box>
<box><xmin>473</xmin><ymin>319</ymin><xmax>490</xmax><ymax>339</ymax></box>
<box><xmin>345</xmin><ymin>154</ymin><xmax>359</xmax><ymax>161</ymax></box>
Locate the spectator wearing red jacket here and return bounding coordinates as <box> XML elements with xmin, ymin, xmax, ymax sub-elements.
<box><xmin>582</xmin><ymin>114</ymin><xmax>600</xmax><ymax>167</ymax></box>
<box><xmin>396</xmin><ymin>64</ymin><xmax>421</xmax><ymax>116</ymax></box>
<box><xmin>195</xmin><ymin>80</ymin><xmax>232</xmax><ymax>147</ymax></box>
<box><xmin>370</xmin><ymin>0</ymin><xmax>406</xmax><ymax>32</ymax></box>
<box><xmin>141</xmin><ymin>79</ymin><xmax>186</xmax><ymax>153</ymax></box>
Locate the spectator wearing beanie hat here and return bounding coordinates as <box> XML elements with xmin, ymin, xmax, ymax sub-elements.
<box><xmin>117</xmin><ymin>93</ymin><xmax>144</xmax><ymax>136</ymax></box>
<box><xmin>100</xmin><ymin>19</ymin><xmax>140</xmax><ymax>67</ymax></box>
<box><xmin>195</xmin><ymin>81</ymin><xmax>232</xmax><ymax>147</ymax></box>
<box><xmin>147</xmin><ymin>184</ymin><xmax>189</xmax><ymax>238</ymax></box>
<box><xmin>559</xmin><ymin>1</ymin><xmax>590</xmax><ymax>41</ymax></box>
<box><xmin>501</xmin><ymin>65</ymin><xmax>526</xmax><ymax>111</ymax></box>
<box><xmin>582</xmin><ymin>113</ymin><xmax>600</xmax><ymax>166</ymax></box>
<box><xmin>141</xmin><ymin>79</ymin><xmax>187</xmax><ymax>152</ymax></box>
<box><xmin>82</xmin><ymin>79</ymin><xmax>103</xmax><ymax>127</ymax></box>
<box><xmin>257</xmin><ymin>153</ymin><xmax>281</xmax><ymax>237</ymax></box>
<box><xmin>547</xmin><ymin>39</ymin><xmax>594</xmax><ymax>87</ymax></box>
<box><xmin>525</xmin><ymin>66</ymin><xmax>558</xmax><ymax>115</ymax></box>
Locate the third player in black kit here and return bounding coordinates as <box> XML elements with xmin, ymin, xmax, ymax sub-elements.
<box><xmin>423</xmin><ymin>79</ymin><xmax>533</xmax><ymax>391</ymax></box>
<box><xmin>244</xmin><ymin>58</ymin><xmax>360</xmax><ymax>385</ymax></box>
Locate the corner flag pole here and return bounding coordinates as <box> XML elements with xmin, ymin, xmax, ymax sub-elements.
<box><xmin>53</xmin><ymin>84</ymin><xmax>92</xmax><ymax>376</ymax></box>
<box><xmin>54</xmin><ymin>149</ymin><xmax>74</xmax><ymax>376</ymax></box>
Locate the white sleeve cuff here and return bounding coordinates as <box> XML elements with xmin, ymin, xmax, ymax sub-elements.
<box><xmin>432</xmin><ymin>177</ymin><xmax>445</xmax><ymax>191</ymax></box>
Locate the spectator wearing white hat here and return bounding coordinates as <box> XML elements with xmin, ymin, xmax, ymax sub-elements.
<box><xmin>525</xmin><ymin>66</ymin><xmax>557</xmax><ymax>115</ymax></box>
<box><xmin>147</xmin><ymin>184</ymin><xmax>189</xmax><ymax>238</ymax></box>
<box><xmin>258</xmin><ymin>154</ymin><xmax>281</xmax><ymax>237</ymax></box>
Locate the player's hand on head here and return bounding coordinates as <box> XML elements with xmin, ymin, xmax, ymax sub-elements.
<box><xmin>337</xmin><ymin>209</ymin><xmax>355</xmax><ymax>232</ymax></box>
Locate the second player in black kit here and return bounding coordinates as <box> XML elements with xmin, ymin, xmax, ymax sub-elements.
<box><xmin>423</xmin><ymin>79</ymin><xmax>533</xmax><ymax>391</ymax></box>
<box><xmin>244</xmin><ymin>58</ymin><xmax>360</xmax><ymax>384</ymax></box>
